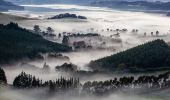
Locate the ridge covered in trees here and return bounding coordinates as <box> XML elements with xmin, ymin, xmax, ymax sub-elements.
<box><xmin>89</xmin><ymin>39</ymin><xmax>170</xmax><ymax>72</ymax></box>
<box><xmin>0</xmin><ymin>22</ymin><xmax>72</xmax><ymax>64</ymax></box>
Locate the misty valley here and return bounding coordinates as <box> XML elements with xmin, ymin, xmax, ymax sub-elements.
<box><xmin>1</xmin><ymin>0</ymin><xmax>170</xmax><ymax>100</ymax></box>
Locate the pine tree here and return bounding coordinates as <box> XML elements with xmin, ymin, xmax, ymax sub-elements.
<box><xmin>0</xmin><ymin>67</ymin><xmax>7</xmax><ymax>84</ymax></box>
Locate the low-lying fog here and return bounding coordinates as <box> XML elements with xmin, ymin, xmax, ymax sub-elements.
<box><xmin>0</xmin><ymin>87</ymin><xmax>160</xmax><ymax>100</ymax></box>
<box><xmin>3</xmin><ymin>3</ymin><xmax>170</xmax><ymax>83</ymax></box>
<box><xmin>1</xmin><ymin>4</ymin><xmax>170</xmax><ymax>100</ymax></box>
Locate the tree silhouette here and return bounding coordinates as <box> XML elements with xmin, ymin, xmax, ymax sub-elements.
<box><xmin>62</xmin><ymin>35</ymin><xmax>69</xmax><ymax>46</ymax></box>
<box><xmin>0</xmin><ymin>67</ymin><xmax>7</xmax><ymax>84</ymax></box>
<box><xmin>46</xmin><ymin>27</ymin><xmax>54</xmax><ymax>34</ymax></box>
<box><xmin>33</xmin><ymin>25</ymin><xmax>41</xmax><ymax>34</ymax></box>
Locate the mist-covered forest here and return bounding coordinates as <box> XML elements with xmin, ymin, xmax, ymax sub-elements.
<box><xmin>1</xmin><ymin>0</ymin><xmax>170</xmax><ymax>100</ymax></box>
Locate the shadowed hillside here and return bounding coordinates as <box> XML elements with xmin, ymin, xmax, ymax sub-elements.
<box><xmin>89</xmin><ymin>39</ymin><xmax>170</xmax><ymax>72</ymax></box>
<box><xmin>0</xmin><ymin>22</ymin><xmax>72</xmax><ymax>64</ymax></box>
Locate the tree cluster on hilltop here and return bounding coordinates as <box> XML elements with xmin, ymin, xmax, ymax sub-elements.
<box><xmin>48</xmin><ymin>13</ymin><xmax>87</xmax><ymax>20</ymax></box>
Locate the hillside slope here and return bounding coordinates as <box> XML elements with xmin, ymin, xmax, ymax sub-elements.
<box><xmin>89</xmin><ymin>39</ymin><xmax>170</xmax><ymax>72</ymax></box>
<box><xmin>0</xmin><ymin>22</ymin><xmax>72</xmax><ymax>64</ymax></box>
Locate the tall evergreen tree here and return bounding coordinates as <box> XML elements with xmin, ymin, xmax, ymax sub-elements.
<box><xmin>0</xmin><ymin>67</ymin><xmax>7</xmax><ymax>84</ymax></box>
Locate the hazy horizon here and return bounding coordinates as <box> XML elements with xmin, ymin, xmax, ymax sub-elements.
<box><xmin>4</xmin><ymin>0</ymin><xmax>170</xmax><ymax>5</ymax></box>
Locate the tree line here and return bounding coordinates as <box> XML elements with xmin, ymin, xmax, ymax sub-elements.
<box><xmin>83</xmin><ymin>71</ymin><xmax>170</xmax><ymax>96</ymax></box>
<box><xmin>1</xmin><ymin>67</ymin><xmax>170</xmax><ymax>95</ymax></box>
<box><xmin>12</xmin><ymin>71</ymin><xmax>80</xmax><ymax>94</ymax></box>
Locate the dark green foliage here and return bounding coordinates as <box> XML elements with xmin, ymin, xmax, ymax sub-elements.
<box><xmin>89</xmin><ymin>39</ymin><xmax>170</xmax><ymax>72</ymax></box>
<box><xmin>0</xmin><ymin>22</ymin><xmax>72</xmax><ymax>64</ymax></box>
<box><xmin>0</xmin><ymin>67</ymin><xmax>7</xmax><ymax>84</ymax></box>
<box><xmin>13</xmin><ymin>71</ymin><xmax>42</xmax><ymax>88</ymax></box>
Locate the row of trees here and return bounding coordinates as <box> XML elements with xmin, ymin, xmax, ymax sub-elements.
<box><xmin>46</xmin><ymin>77</ymin><xmax>80</xmax><ymax>93</ymax></box>
<box><xmin>33</xmin><ymin>25</ymin><xmax>55</xmax><ymax>35</ymax></box>
<box><xmin>82</xmin><ymin>71</ymin><xmax>170</xmax><ymax>95</ymax></box>
<box><xmin>13</xmin><ymin>71</ymin><xmax>80</xmax><ymax>93</ymax></box>
<box><xmin>144</xmin><ymin>31</ymin><xmax>160</xmax><ymax>36</ymax></box>
<box><xmin>33</xmin><ymin>25</ymin><xmax>57</xmax><ymax>38</ymax></box>
<box><xmin>1</xmin><ymin>67</ymin><xmax>170</xmax><ymax>96</ymax></box>
<box><xmin>12</xmin><ymin>71</ymin><xmax>170</xmax><ymax>96</ymax></box>
<box><xmin>34</xmin><ymin>25</ymin><xmax>71</xmax><ymax>46</ymax></box>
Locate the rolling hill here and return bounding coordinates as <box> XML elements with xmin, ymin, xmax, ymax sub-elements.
<box><xmin>0</xmin><ymin>22</ymin><xmax>72</xmax><ymax>64</ymax></box>
<box><xmin>89</xmin><ymin>39</ymin><xmax>170</xmax><ymax>73</ymax></box>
